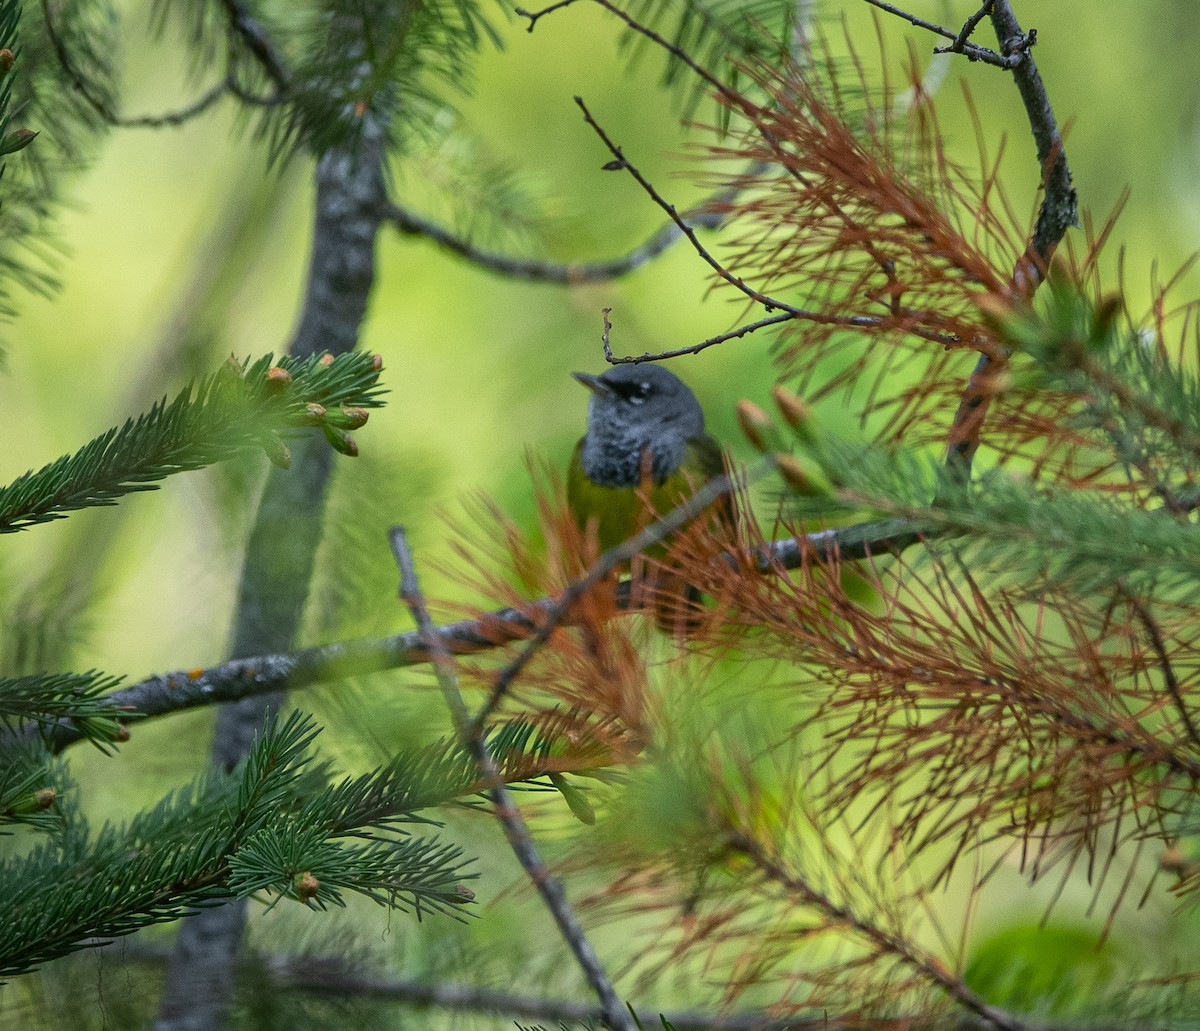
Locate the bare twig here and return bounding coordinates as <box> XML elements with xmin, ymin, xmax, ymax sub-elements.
<box><xmin>861</xmin><ymin>0</ymin><xmax>1017</xmax><ymax>67</ymax></box>
<box><xmin>573</xmin><ymin>96</ymin><xmax>950</xmax><ymax>344</ymax></box>
<box><xmin>605</xmin><ymin>312</ymin><xmax>797</xmax><ymax>363</ymax></box>
<box><xmin>390</xmin><ymin>527</ymin><xmax>636</xmax><ymax>1031</ymax></box>
<box><xmin>934</xmin><ymin>1</ymin><xmax>996</xmax><ymax>56</ymax></box>
<box><xmin>379</xmin><ymin>193</ymin><xmax>731</xmax><ymax>284</ymax></box>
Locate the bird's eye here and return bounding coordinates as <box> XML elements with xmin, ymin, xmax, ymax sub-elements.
<box><xmin>616</xmin><ymin>380</ymin><xmax>652</xmax><ymax>404</ymax></box>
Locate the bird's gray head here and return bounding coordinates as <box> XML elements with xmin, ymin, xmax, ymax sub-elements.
<box><xmin>574</xmin><ymin>364</ymin><xmax>706</xmax><ymax>488</ymax></box>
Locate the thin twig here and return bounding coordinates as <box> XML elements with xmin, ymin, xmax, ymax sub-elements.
<box><xmin>606</xmin><ymin>312</ymin><xmax>798</xmax><ymax>363</ymax></box>
<box><xmin>1125</xmin><ymin>594</ymin><xmax>1200</xmax><ymax>753</ymax></box>
<box><xmin>573</xmin><ymin>96</ymin><xmax>935</xmax><ymax>341</ymax></box>
<box><xmin>934</xmin><ymin>1</ymin><xmax>996</xmax><ymax>56</ymax></box>
<box><xmin>378</xmin><ymin>194</ymin><xmax>731</xmax><ymax>284</ymax></box>
<box><xmin>943</xmin><ymin>0</ymin><xmax>1076</xmax><ymax>475</ymax></box>
<box><xmin>389</xmin><ymin>527</ymin><xmax>636</xmax><ymax>1031</ymax></box>
<box><xmin>519</xmin><ymin>0</ymin><xmax>736</xmax><ymax>103</ymax></box>
<box><xmin>861</xmin><ymin>0</ymin><xmax>1017</xmax><ymax>67</ymax></box>
<box><xmin>730</xmin><ymin>832</ymin><xmax>1031</xmax><ymax>1031</ymax></box>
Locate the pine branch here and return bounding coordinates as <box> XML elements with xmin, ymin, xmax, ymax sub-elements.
<box><xmin>0</xmin><ymin>351</ymin><xmax>384</xmax><ymax>534</ymax></box>
<box><xmin>785</xmin><ymin>435</ymin><xmax>1200</xmax><ymax>598</ymax></box>
<box><xmin>17</xmin><ymin>512</ymin><xmax>912</xmax><ymax>756</ymax></box>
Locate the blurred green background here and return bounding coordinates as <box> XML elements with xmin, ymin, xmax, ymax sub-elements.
<box><xmin>2</xmin><ymin>0</ymin><xmax>1199</xmax><ymax>1023</ymax></box>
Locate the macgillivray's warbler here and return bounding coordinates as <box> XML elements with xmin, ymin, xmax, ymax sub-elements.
<box><xmin>567</xmin><ymin>364</ymin><xmax>730</xmax><ymax>579</ymax></box>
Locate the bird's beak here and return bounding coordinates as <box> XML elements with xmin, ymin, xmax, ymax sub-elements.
<box><xmin>572</xmin><ymin>371</ymin><xmax>613</xmax><ymax>396</ymax></box>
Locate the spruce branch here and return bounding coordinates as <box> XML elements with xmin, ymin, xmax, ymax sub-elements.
<box><xmin>0</xmin><ymin>713</ymin><xmax>311</xmax><ymax>977</ymax></box>
<box><xmin>0</xmin><ymin>739</ymin><xmax>63</xmax><ymax>832</ymax></box>
<box><xmin>0</xmin><ymin>711</ymin><xmax>493</xmax><ymax>979</ymax></box>
<box><xmin>0</xmin><ymin>351</ymin><xmax>384</xmax><ymax>534</ymax></box>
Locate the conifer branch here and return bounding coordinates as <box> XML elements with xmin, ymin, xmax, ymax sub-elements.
<box><xmin>0</xmin><ymin>713</ymin><xmax>481</xmax><ymax>979</ymax></box>
<box><xmin>25</xmin><ymin>515</ymin><xmax>914</xmax><ymax>755</ymax></box>
<box><xmin>0</xmin><ymin>670</ymin><xmax>126</xmax><ymax>751</ymax></box>
<box><xmin>0</xmin><ymin>352</ymin><xmax>384</xmax><ymax>534</ymax></box>
<box><xmin>391</xmin><ymin>526</ymin><xmax>636</xmax><ymax>1031</ymax></box>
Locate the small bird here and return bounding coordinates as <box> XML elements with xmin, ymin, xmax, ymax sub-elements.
<box><xmin>567</xmin><ymin>363</ymin><xmax>728</xmax><ymax>559</ymax></box>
